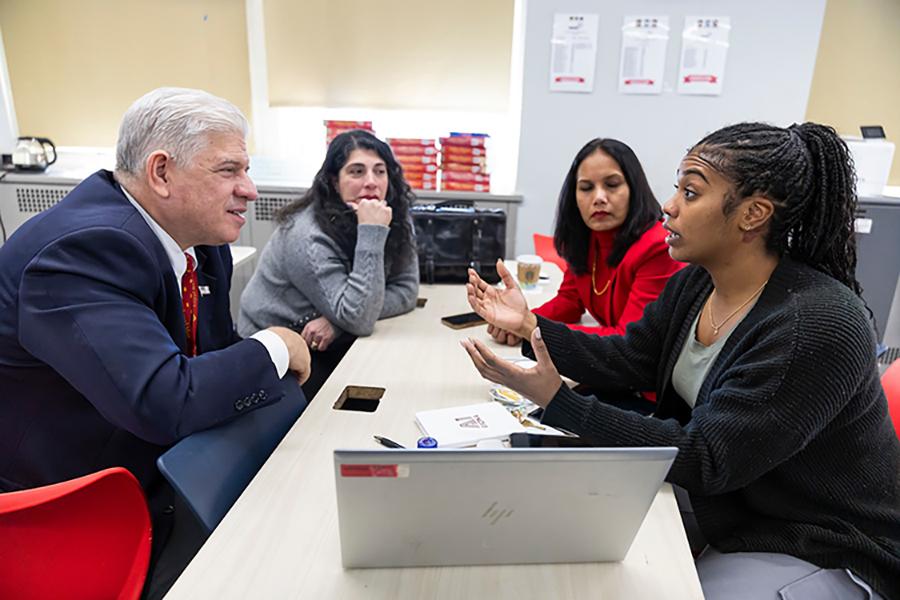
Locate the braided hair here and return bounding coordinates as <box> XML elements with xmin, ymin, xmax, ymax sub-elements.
<box><xmin>690</xmin><ymin>122</ymin><xmax>861</xmax><ymax>295</ymax></box>
<box><xmin>276</xmin><ymin>130</ymin><xmax>416</xmax><ymax>275</ymax></box>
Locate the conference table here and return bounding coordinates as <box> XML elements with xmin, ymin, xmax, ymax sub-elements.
<box><xmin>166</xmin><ymin>263</ymin><xmax>704</xmax><ymax>599</ymax></box>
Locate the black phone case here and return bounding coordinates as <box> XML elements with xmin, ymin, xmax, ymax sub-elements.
<box><xmin>440</xmin><ymin>312</ymin><xmax>487</xmax><ymax>329</ymax></box>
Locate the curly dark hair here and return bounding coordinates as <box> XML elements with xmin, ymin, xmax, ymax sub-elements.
<box><xmin>276</xmin><ymin>129</ymin><xmax>416</xmax><ymax>274</ymax></box>
<box><xmin>553</xmin><ymin>138</ymin><xmax>662</xmax><ymax>275</ymax></box>
<box><xmin>690</xmin><ymin>122</ymin><xmax>861</xmax><ymax>295</ymax></box>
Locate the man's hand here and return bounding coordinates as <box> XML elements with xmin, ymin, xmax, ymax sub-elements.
<box><xmin>268</xmin><ymin>326</ymin><xmax>312</xmax><ymax>384</ymax></box>
<box><xmin>460</xmin><ymin>327</ymin><xmax>562</xmax><ymax>408</ymax></box>
<box><xmin>355</xmin><ymin>198</ymin><xmax>392</xmax><ymax>226</ymax></box>
<box><xmin>487</xmin><ymin>324</ymin><xmax>522</xmax><ymax>346</ymax></box>
<box><xmin>301</xmin><ymin>316</ymin><xmax>338</xmax><ymax>352</ymax></box>
<box><xmin>467</xmin><ymin>259</ymin><xmax>536</xmax><ymax>339</ymax></box>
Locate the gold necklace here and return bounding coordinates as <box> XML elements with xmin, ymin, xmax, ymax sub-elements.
<box><xmin>707</xmin><ymin>280</ymin><xmax>768</xmax><ymax>336</ymax></box>
<box><xmin>591</xmin><ymin>259</ymin><xmax>611</xmax><ymax>296</ymax></box>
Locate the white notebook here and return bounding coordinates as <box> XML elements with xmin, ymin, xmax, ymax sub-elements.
<box><xmin>415</xmin><ymin>402</ymin><xmax>526</xmax><ymax>448</ymax></box>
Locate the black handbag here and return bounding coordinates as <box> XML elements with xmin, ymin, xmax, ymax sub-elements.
<box><xmin>411</xmin><ymin>201</ymin><xmax>506</xmax><ymax>284</ymax></box>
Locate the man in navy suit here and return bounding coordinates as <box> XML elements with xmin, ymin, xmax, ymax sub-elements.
<box><xmin>0</xmin><ymin>87</ymin><xmax>311</xmax><ymax>595</ymax></box>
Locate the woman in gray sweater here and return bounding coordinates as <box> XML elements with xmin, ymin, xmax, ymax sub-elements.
<box><xmin>239</xmin><ymin>130</ymin><xmax>418</xmax><ymax>398</ymax></box>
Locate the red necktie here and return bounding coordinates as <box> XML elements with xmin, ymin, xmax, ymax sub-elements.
<box><xmin>181</xmin><ymin>253</ymin><xmax>199</xmax><ymax>357</ymax></box>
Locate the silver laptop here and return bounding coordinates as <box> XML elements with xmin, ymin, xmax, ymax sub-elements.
<box><xmin>333</xmin><ymin>447</ymin><xmax>677</xmax><ymax>568</ymax></box>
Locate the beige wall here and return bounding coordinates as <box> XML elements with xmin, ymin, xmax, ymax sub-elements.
<box><xmin>806</xmin><ymin>0</ymin><xmax>900</xmax><ymax>185</ymax></box>
<box><xmin>0</xmin><ymin>0</ymin><xmax>252</xmax><ymax>147</ymax></box>
<box><xmin>263</xmin><ymin>0</ymin><xmax>514</xmax><ymax>111</ymax></box>
<box><xmin>3</xmin><ymin>0</ymin><xmax>897</xmax><ymax>186</ymax></box>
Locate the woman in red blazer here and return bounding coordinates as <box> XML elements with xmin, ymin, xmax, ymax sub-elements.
<box><xmin>491</xmin><ymin>138</ymin><xmax>682</xmax><ymax>410</ymax></box>
<box><xmin>492</xmin><ymin>137</ymin><xmax>682</xmax><ymax>343</ymax></box>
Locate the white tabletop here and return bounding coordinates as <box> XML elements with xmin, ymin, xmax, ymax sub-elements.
<box><xmin>165</xmin><ymin>263</ymin><xmax>703</xmax><ymax>599</ymax></box>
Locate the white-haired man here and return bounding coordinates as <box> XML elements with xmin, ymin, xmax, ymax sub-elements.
<box><xmin>0</xmin><ymin>87</ymin><xmax>311</xmax><ymax>595</ymax></box>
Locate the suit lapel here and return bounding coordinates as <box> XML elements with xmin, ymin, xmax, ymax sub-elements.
<box><xmin>110</xmin><ymin>175</ymin><xmax>190</xmax><ymax>355</ymax></box>
<box><xmin>195</xmin><ymin>247</ymin><xmax>219</xmax><ymax>354</ymax></box>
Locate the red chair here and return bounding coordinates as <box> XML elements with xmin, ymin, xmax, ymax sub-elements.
<box><xmin>532</xmin><ymin>233</ymin><xmax>567</xmax><ymax>271</ymax></box>
<box><xmin>0</xmin><ymin>467</ymin><xmax>152</xmax><ymax>600</ymax></box>
<box><xmin>882</xmin><ymin>360</ymin><xmax>900</xmax><ymax>439</ymax></box>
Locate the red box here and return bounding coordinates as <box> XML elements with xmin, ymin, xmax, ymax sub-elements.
<box><xmin>325</xmin><ymin>121</ymin><xmax>375</xmax><ymax>145</ymax></box>
<box><xmin>408</xmin><ymin>180</ymin><xmax>438</xmax><ymax>191</ymax></box>
<box><xmin>325</xmin><ymin>120</ymin><xmax>373</xmax><ymax>129</ymax></box>
<box><xmin>441</xmin><ymin>181</ymin><xmax>491</xmax><ymax>192</ymax></box>
<box><xmin>441</xmin><ymin>171</ymin><xmax>490</xmax><ymax>184</ymax></box>
<box><xmin>442</xmin><ymin>145</ymin><xmax>486</xmax><ymax>158</ymax></box>
<box><xmin>441</xmin><ymin>158</ymin><xmax>487</xmax><ymax>170</ymax></box>
<box><xmin>400</xmin><ymin>162</ymin><xmax>439</xmax><ymax>174</ymax></box>
<box><xmin>440</xmin><ymin>135</ymin><xmax>487</xmax><ymax>148</ymax></box>
<box><xmin>407</xmin><ymin>174</ymin><xmax>435</xmax><ymax>190</ymax></box>
<box><xmin>327</xmin><ymin>129</ymin><xmax>376</xmax><ymax>147</ymax></box>
<box><xmin>387</xmin><ymin>138</ymin><xmax>436</xmax><ymax>146</ymax></box>
<box><xmin>391</xmin><ymin>145</ymin><xmax>438</xmax><ymax>156</ymax></box>
<box><xmin>327</xmin><ymin>126</ymin><xmax>372</xmax><ymax>137</ymax></box>
<box><xmin>441</xmin><ymin>162</ymin><xmax>487</xmax><ymax>174</ymax></box>
<box><xmin>398</xmin><ymin>154</ymin><xmax>439</xmax><ymax>166</ymax></box>
<box><xmin>411</xmin><ymin>171</ymin><xmax>438</xmax><ymax>180</ymax></box>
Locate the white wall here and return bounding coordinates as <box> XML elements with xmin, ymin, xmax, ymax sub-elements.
<box><xmin>0</xmin><ymin>26</ymin><xmax>18</xmax><ymax>156</ymax></box>
<box><xmin>513</xmin><ymin>0</ymin><xmax>827</xmax><ymax>255</ymax></box>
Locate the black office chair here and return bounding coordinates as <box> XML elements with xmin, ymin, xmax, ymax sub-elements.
<box><xmin>156</xmin><ymin>382</ymin><xmax>308</xmax><ymax>533</ymax></box>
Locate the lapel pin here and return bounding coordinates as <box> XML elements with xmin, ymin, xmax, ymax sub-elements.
<box><xmin>199</xmin><ymin>285</ymin><xmax>211</xmax><ymax>296</ymax></box>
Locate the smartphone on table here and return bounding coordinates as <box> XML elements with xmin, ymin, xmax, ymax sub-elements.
<box><xmin>509</xmin><ymin>432</ymin><xmax>594</xmax><ymax>448</ymax></box>
<box><xmin>441</xmin><ymin>311</ymin><xmax>487</xmax><ymax>329</ymax></box>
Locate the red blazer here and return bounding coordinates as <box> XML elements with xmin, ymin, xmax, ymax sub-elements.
<box><xmin>534</xmin><ymin>221</ymin><xmax>683</xmax><ymax>336</ymax></box>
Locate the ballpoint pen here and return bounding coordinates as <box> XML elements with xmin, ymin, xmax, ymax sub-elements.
<box><xmin>373</xmin><ymin>435</ymin><xmax>405</xmax><ymax>449</ymax></box>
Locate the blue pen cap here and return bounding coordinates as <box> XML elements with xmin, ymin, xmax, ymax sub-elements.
<box><xmin>417</xmin><ymin>436</ymin><xmax>438</xmax><ymax>449</ymax></box>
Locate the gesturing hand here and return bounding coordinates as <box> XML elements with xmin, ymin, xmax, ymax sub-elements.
<box><xmin>487</xmin><ymin>324</ymin><xmax>522</xmax><ymax>346</ymax></box>
<box><xmin>460</xmin><ymin>327</ymin><xmax>562</xmax><ymax>408</ymax></box>
<box><xmin>466</xmin><ymin>259</ymin><xmax>536</xmax><ymax>339</ymax></box>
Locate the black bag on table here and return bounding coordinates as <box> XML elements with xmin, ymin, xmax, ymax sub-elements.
<box><xmin>411</xmin><ymin>202</ymin><xmax>506</xmax><ymax>284</ymax></box>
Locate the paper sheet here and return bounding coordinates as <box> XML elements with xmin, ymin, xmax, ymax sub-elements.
<box><xmin>618</xmin><ymin>16</ymin><xmax>669</xmax><ymax>95</ymax></box>
<box><xmin>549</xmin><ymin>13</ymin><xmax>599</xmax><ymax>93</ymax></box>
<box><xmin>677</xmin><ymin>16</ymin><xmax>731</xmax><ymax>96</ymax></box>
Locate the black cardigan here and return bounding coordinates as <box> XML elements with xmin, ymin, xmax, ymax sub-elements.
<box><xmin>534</xmin><ymin>258</ymin><xmax>900</xmax><ymax>599</ymax></box>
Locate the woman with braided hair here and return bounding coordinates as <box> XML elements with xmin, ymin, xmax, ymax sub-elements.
<box><xmin>462</xmin><ymin>122</ymin><xmax>900</xmax><ymax>599</ymax></box>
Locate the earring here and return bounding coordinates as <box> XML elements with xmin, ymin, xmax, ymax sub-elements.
<box><xmin>740</xmin><ymin>225</ymin><xmax>751</xmax><ymax>232</ymax></box>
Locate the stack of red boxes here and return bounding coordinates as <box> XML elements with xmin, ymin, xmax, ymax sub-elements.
<box><xmin>387</xmin><ymin>138</ymin><xmax>439</xmax><ymax>191</ymax></box>
<box><xmin>439</xmin><ymin>134</ymin><xmax>490</xmax><ymax>192</ymax></box>
<box><xmin>324</xmin><ymin>120</ymin><xmax>374</xmax><ymax>145</ymax></box>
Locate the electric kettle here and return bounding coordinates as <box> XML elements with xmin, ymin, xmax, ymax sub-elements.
<box><xmin>12</xmin><ymin>137</ymin><xmax>57</xmax><ymax>171</ymax></box>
